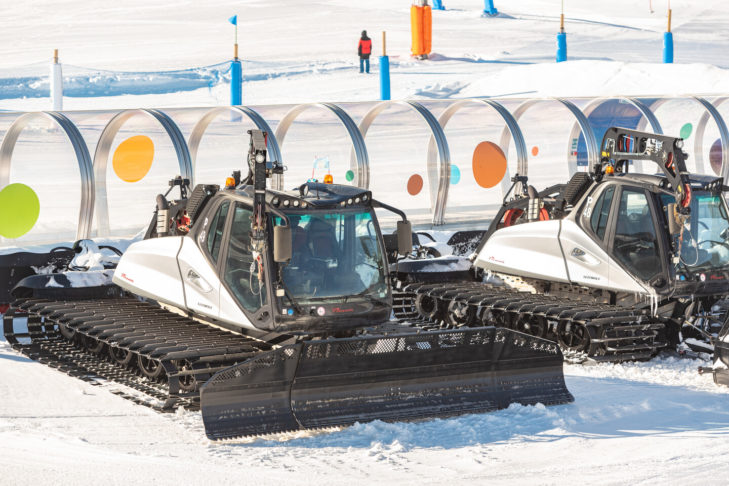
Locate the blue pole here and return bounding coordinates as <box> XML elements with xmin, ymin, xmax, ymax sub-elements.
<box><xmin>483</xmin><ymin>0</ymin><xmax>498</xmax><ymax>16</ymax></box>
<box><xmin>230</xmin><ymin>59</ymin><xmax>242</xmax><ymax>105</ymax></box>
<box><xmin>663</xmin><ymin>31</ymin><xmax>674</xmax><ymax>63</ymax></box>
<box><xmin>432</xmin><ymin>0</ymin><xmax>444</xmax><ymax>10</ymax></box>
<box><xmin>379</xmin><ymin>55</ymin><xmax>391</xmax><ymax>101</ymax></box>
<box><xmin>556</xmin><ymin>32</ymin><xmax>567</xmax><ymax>63</ymax></box>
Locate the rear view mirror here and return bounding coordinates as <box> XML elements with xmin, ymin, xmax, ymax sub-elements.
<box><xmin>666</xmin><ymin>203</ymin><xmax>680</xmax><ymax>236</ymax></box>
<box><xmin>397</xmin><ymin>220</ymin><xmax>413</xmax><ymax>256</ymax></box>
<box><xmin>273</xmin><ymin>225</ymin><xmax>292</xmax><ymax>263</ymax></box>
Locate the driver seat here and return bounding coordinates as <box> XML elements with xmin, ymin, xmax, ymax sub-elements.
<box><xmin>308</xmin><ymin>218</ymin><xmax>338</xmax><ymax>259</ymax></box>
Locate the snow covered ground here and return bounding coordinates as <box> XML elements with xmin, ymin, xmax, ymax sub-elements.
<box><xmin>2</xmin><ymin>0</ymin><xmax>729</xmax><ymax>484</ymax></box>
<box><xmin>2</xmin><ymin>0</ymin><xmax>729</xmax><ymax>110</ymax></box>
<box><xmin>2</xmin><ymin>332</ymin><xmax>727</xmax><ymax>485</ymax></box>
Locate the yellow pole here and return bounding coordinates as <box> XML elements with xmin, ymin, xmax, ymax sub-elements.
<box><xmin>382</xmin><ymin>31</ymin><xmax>387</xmax><ymax>56</ymax></box>
<box><xmin>560</xmin><ymin>0</ymin><xmax>565</xmax><ymax>32</ymax></box>
<box><xmin>234</xmin><ymin>43</ymin><xmax>239</xmax><ymax>60</ymax></box>
<box><xmin>53</xmin><ymin>48</ymin><xmax>58</xmax><ymax>64</ymax></box>
<box><xmin>667</xmin><ymin>8</ymin><xmax>672</xmax><ymax>32</ymax></box>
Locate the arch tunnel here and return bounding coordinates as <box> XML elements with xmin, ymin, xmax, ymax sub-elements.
<box><xmin>1</xmin><ymin>95</ymin><xmax>728</xmax><ymax>246</ymax></box>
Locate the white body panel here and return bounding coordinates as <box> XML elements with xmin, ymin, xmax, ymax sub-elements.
<box><xmin>114</xmin><ymin>236</ymin><xmax>257</xmax><ymax>331</ymax></box>
<box><xmin>474</xmin><ymin>219</ymin><xmax>651</xmax><ymax>295</ymax></box>
<box><xmin>474</xmin><ymin>220</ymin><xmax>569</xmax><ymax>283</ymax></box>
<box><xmin>112</xmin><ymin>237</ymin><xmax>186</xmax><ymax>307</ymax></box>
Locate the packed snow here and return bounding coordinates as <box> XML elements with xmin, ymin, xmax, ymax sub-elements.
<box><xmin>2</xmin><ymin>0</ymin><xmax>729</xmax><ymax>484</ymax></box>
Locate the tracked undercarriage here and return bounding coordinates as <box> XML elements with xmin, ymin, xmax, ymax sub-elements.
<box><xmin>3</xmin><ymin>297</ymin><xmax>276</xmax><ymax>409</ymax></box>
<box><xmin>393</xmin><ymin>280</ymin><xmax>668</xmax><ymax>362</ymax></box>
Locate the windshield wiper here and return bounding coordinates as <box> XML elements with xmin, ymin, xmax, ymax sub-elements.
<box><xmin>342</xmin><ymin>287</ymin><xmax>389</xmax><ymax>305</ymax></box>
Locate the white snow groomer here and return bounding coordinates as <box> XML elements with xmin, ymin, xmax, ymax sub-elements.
<box><xmin>394</xmin><ymin>127</ymin><xmax>729</xmax><ymax>385</ymax></box>
<box><xmin>2</xmin><ymin>130</ymin><xmax>573</xmax><ymax>439</ymax></box>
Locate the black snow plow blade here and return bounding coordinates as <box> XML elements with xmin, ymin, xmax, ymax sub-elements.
<box><xmin>200</xmin><ymin>326</ymin><xmax>573</xmax><ymax>440</ymax></box>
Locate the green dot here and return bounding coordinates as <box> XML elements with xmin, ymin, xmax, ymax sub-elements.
<box><xmin>680</xmin><ymin>123</ymin><xmax>693</xmax><ymax>139</ymax></box>
<box><xmin>0</xmin><ymin>183</ymin><xmax>40</xmax><ymax>238</ymax></box>
<box><xmin>345</xmin><ymin>170</ymin><xmax>355</xmax><ymax>182</ymax></box>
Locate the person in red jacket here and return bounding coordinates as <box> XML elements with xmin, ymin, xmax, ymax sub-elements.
<box><xmin>358</xmin><ymin>30</ymin><xmax>372</xmax><ymax>73</ymax></box>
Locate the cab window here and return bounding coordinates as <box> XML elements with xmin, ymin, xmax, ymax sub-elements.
<box><xmin>589</xmin><ymin>186</ymin><xmax>615</xmax><ymax>241</ymax></box>
<box><xmin>223</xmin><ymin>203</ymin><xmax>267</xmax><ymax>312</ymax></box>
<box><xmin>206</xmin><ymin>201</ymin><xmax>229</xmax><ymax>264</ymax></box>
<box><xmin>612</xmin><ymin>187</ymin><xmax>661</xmax><ymax>281</ymax></box>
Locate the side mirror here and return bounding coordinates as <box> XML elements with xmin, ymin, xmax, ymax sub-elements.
<box><xmin>396</xmin><ymin>220</ymin><xmax>413</xmax><ymax>256</ymax></box>
<box><xmin>273</xmin><ymin>225</ymin><xmax>292</xmax><ymax>263</ymax></box>
<box><xmin>666</xmin><ymin>203</ymin><xmax>680</xmax><ymax>236</ymax></box>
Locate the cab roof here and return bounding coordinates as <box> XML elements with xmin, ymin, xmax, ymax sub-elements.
<box><xmin>234</xmin><ymin>181</ymin><xmax>373</xmax><ymax>210</ymax></box>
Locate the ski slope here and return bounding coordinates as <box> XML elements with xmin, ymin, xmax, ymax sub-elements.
<box><xmin>2</xmin><ymin>1</ymin><xmax>729</xmax><ymax>484</ymax></box>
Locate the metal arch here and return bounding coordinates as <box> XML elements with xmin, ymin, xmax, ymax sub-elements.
<box><xmin>500</xmin><ymin>98</ymin><xmax>599</xmax><ymax>177</ymax></box>
<box><xmin>692</xmin><ymin>97</ymin><xmax>729</xmax><ymax>179</ymax></box>
<box><xmin>0</xmin><ymin>111</ymin><xmax>94</xmax><ymax>240</ymax></box>
<box><xmin>432</xmin><ymin>98</ymin><xmax>527</xmax><ymax>201</ymax></box>
<box><xmin>274</xmin><ymin>102</ymin><xmax>369</xmax><ymax>190</ymax></box>
<box><xmin>357</xmin><ymin>100</ymin><xmax>450</xmax><ymax>225</ymax></box>
<box><xmin>93</xmin><ymin>108</ymin><xmax>193</xmax><ymax>237</ymax></box>
<box><xmin>566</xmin><ymin>97</ymin><xmax>662</xmax><ymax>173</ymax></box>
<box><xmin>188</xmin><ymin>106</ymin><xmax>283</xmax><ymax>190</ymax></box>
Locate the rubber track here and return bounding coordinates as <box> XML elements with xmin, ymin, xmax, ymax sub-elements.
<box><xmin>393</xmin><ymin>281</ymin><xmax>667</xmax><ymax>362</ymax></box>
<box><xmin>3</xmin><ymin>297</ymin><xmax>274</xmax><ymax>410</ymax></box>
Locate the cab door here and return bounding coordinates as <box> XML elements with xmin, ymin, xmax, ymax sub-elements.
<box><xmin>563</xmin><ymin>183</ymin><xmax>616</xmax><ymax>290</ymax></box>
<box><xmin>606</xmin><ymin>186</ymin><xmax>667</xmax><ymax>291</ymax></box>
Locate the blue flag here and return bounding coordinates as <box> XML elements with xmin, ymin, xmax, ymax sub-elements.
<box><xmin>228</xmin><ymin>15</ymin><xmax>237</xmax><ymax>26</ymax></box>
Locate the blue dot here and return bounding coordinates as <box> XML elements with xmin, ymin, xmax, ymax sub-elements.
<box><xmin>450</xmin><ymin>165</ymin><xmax>461</xmax><ymax>185</ymax></box>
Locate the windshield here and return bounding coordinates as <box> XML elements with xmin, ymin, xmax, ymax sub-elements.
<box><xmin>274</xmin><ymin>209</ymin><xmax>388</xmax><ymax>303</ymax></box>
<box><xmin>662</xmin><ymin>192</ymin><xmax>729</xmax><ymax>271</ymax></box>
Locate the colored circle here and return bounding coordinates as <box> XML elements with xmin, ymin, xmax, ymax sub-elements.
<box><xmin>407</xmin><ymin>174</ymin><xmax>423</xmax><ymax>196</ymax></box>
<box><xmin>710</xmin><ymin>138</ymin><xmax>723</xmax><ymax>176</ymax></box>
<box><xmin>0</xmin><ymin>183</ymin><xmax>40</xmax><ymax>238</ymax></box>
<box><xmin>531</xmin><ymin>146</ymin><xmax>539</xmax><ymax>156</ymax></box>
<box><xmin>112</xmin><ymin>135</ymin><xmax>155</xmax><ymax>183</ymax></box>
<box><xmin>345</xmin><ymin>170</ymin><xmax>355</xmax><ymax>182</ymax></box>
<box><xmin>450</xmin><ymin>165</ymin><xmax>461</xmax><ymax>185</ymax></box>
<box><xmin>680</xmin><ymin>123</ymin><xmax>693</xmax><ymax>140</ymax></box>
<box><xmin>472</xmin><ymin>141</ymin><xmax>507</xmax><ymax>189</ymax></box>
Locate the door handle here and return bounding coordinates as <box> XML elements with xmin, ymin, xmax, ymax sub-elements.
<box><xmin>570</xmin><ymin>247</ymin><xmax>600</xmax><ymax>266</ymax></box>
<box><xmin>186</xmin><ymin>268</ymin><xmax>213</xmax><ymax>293</ymax></box>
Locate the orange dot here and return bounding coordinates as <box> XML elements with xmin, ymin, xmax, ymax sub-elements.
<box><xmin>472</xmin><ymin>141</ymin><xmax>507</xmax><ymax>189</ymax></box>
<box><xmin>407</xmin><ymin>174</ymin><xmax>423</xmax><ymax>195</ymax></box>
<box><xmin>112</xmin><ymin>135</ymin><xmax>155</xmax><ymax>183</ymax></box>
<box><xmin>531</xmin><ymin>146</ymin><xmax>539</xmax><ymax>156</ymax></box>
